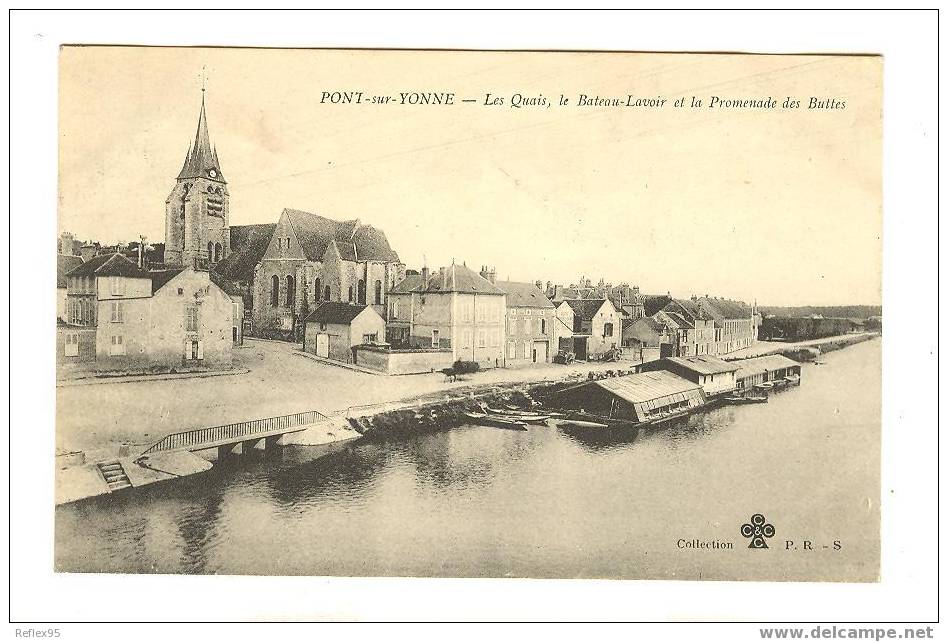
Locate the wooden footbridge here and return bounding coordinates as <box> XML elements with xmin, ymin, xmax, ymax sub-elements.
<box><xmin>138</xmin><ymin>409</ymin><xmax>330</xmax><ymax>460</ymax></box>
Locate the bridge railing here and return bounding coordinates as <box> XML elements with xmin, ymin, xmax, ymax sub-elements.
<box><xmin>139</xmin><ymin>409</ymin><xmax>329</xmax><ymax>456</ymax></box>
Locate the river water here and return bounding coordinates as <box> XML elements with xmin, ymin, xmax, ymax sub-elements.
<box><xmin>56</xmin><ymin>338</ymin><xmax>880</xmax><ymax>581</ymax></box>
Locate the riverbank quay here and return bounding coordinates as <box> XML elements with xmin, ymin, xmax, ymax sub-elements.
<box><xmin>722</xmin><ymin>331</ymin><xmax>879</xmax><ymax>361</ymax></box>
<box><xmin>56</xmin><ymin>337</ymin><xmax>637</xmax><ymax>455</ymax></box>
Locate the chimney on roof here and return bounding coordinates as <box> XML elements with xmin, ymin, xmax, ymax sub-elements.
<box><xmin>535</xmin><ymin>280</ymin><xmax>543</xmax><ymax>291</ymax></box>
<box><xmin>421</xmin><ymin>266</ymin><xmax>429</xmax><ymax>285</ymax></box>
<box><xmin>632</xmin><ymin>285</ymin><xmax>640</xmax><ymax>296</ymax></box>
<box><xmin>691</xmin><ymin>294</ymin><xmax>698</xmax><ymax>302</ymax></box>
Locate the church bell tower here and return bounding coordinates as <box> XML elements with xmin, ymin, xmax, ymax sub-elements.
<box><xmin>165</xmin><ymin>92</ymin><xmax>229</xmax><ymax>269</ymax></box>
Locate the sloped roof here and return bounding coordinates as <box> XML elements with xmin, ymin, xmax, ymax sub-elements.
<box><xmin>177</xmin><ymin>97</ymin><xmax>225</xmax><ymax>182</ymax></box>
<box><xmin>214</xmin><ymin>223</ymin><xmax>276</xmax><ymax>282</ymax></box>
<box><xmin>733</xmin><ymin>354</ymin><xmax>800</xmax><ymax>379</ymax></box>
<box><xmin>495</xmin><ymin>280</ymin><xmax>554</xmax><ymax>308</ymax></box>
<box><xmin>57</xmin><ymin>254</ymin><xmax>84</xmax><ymax>288</ymax></box>
<box><xmin>643</xmin><ymin>294</ymin><xmax>672</xmax><ymax>316</ymax></box>
<box><xmin>627</xmin><ymin>316</ymin><xmax>664</xmax><ymax>334</ymax></box>
<box><xmin>390</xmin><ymin>264</ymin><xmax>505</xmax><ymax>295</ymax></box>
<box><xmin>210</xmin><ymin>271</ymin><xmax>244</xmax><ymax>297</ymax></box>
<box><xmin>665</xmin><ymin>355</ymin><xmax>739</xmax><ymax>375</ymax></box>
<box><xmin>66</xmin><ymin>253</ymin><xmax>148</xmax><ymax>279</ymax></box>
<box><xmin>337</xmin><ymin>224</ymin><xmax>401</xmax><ymax>263</ymax></box>
<box><xmin>596</xmin><ymin>371</ymin><xmax>702</xmax><ymax>404</ymax></box>
<box><xmin>700</xmin><ymin>297</ymin><xmax>753</xmax><ymax>319</ymax></box>
<box><xmin>564</xmin><ymin>298</ymin><xmax>609</xmax><ymax>321</ymax></box>
<box><xmin>659</xmin><ymin>310</ymin><xmax>694</xmax><ymax>330</ymax></box>
<box><xmin>149</xmin><ymin>269</ymin><xmax>185</xmax><ymax>293</ymax></box>
<box><xmin>281</xmin><ymin>209</ymin><xmax>399</xmax><ymax>264</ymax></box>
<box><xmin>389</xmin><ymin>273</ymin><xmax>425</xmax><ymax>294</ymax></box>
<box><xmin>305</xmin><ymin>302</ymin><xmax>377</xmax><ymax>325</ymax></box>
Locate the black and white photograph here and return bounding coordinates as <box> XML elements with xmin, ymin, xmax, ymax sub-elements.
<box><xmin>6</xmin><ymin>7</ymin><xmax>939</xmax><ymax>629</ymax></box>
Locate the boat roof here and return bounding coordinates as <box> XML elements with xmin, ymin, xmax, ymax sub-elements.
<box><xmin>665</xmin><ymin>355</ymin><xmax>739</xmax><ymax>375</ymax></box>
<box><xmin>595</xmin><ymin>371</ymin><xmax>702</xmax><ymax>404</ymax></box>
<box><xmin>733</xmin><ymin>354</ymin><xmax>801</xmax><ymax>379</ymax></box>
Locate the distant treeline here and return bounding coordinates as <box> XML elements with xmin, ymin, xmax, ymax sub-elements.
<box><xmin>758</xmin><ymin>305</ymin><xmax>882</xmax><ymax>319</ymax></box>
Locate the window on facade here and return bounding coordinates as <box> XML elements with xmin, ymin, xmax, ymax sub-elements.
<box><xmin>524</xmin><ymin>319</ymin><xmax>531</xmax><ymax>335</ymax></box>
<box><xmin>215</xmin><ymin>243</ymin><xmax>222</xmax><ymax>263</ymax></box>
<box><xmin>286</xmin><ymin>275</ymin><xmax>295</xmax><ymax>307</ymax></box>
<box><xmin>374</xmin><ymin>280</ymin><xmax>382</xmax><ymax>305</ymax></box>
<box><xmin>363</xmin><ymin>333</ymin><xmax>378</xmax><ymax>344</ymax></box>
<box><xmin>348</xmin><ymin>286</ymin><xmax>354</xmax><ymax>303</ymax></box>
<box><xmin>357</xmin><ymin>279</ymin><xmax>366</xmax><ymax>305</ymax></box>
<box><xmin>110</xmin><ymin>301</ymin><xmax>124</xmax><ymax>323</ymax></box>
<box><xmin>477</xmin><ymin>330</ymin><xmax>486</xmax><ymax>348</ymax></box>
<box><xmin>604</xmin><ymin>322</ymin><xmax>614</xmax><ymax>337</ymax></box>
<box><xmin>110</xmin><ymin>276</ymin><xmax>125</xmax><ymax>296</ymax></box>
<box><xmin>315</xmin><ymin>278</ymin><xmax>322</xmax><ymax>302</ymax></box>
<box><xmin>109</xmin><ymin>334</ymin><xmax>126</xmax><ymax>356</ymax></box>
<box><xmin>461</xmin><ymin>329</ymin><xmax>471</xmax><ymax>349</ymax></box>
<box><xmin>186</xmin><ymin>306</ymin><xmax>199</xmax><ymax>332</ymax></box>
<box><xmin>392</xmin><ymin>299</ymin><xmax>399</xmax><ymax>318</ymax></box>
<box><xmin>277</xmin><ymin>238</ymin><xmax>282</xmax><ymax>251</ymax></box>
<box><xmin>541</xmin><ymin>318</ymin><xmax>547</xmax><ymax>335</ymax></box>
<box><xmin>324</xmin><ymin>285</ymin><xmax>331</xmax><ymax>301</ymax></box>
<box><xmin>184</xmin><ymin>339</ymin><xmax>202</xmax><ymax>360</ymax></box>
<box><xmin>491</xmin><ymin>329</ymin><xmax>499</xmax><ymax>347</ymax></box>
<box><xmin>207</xmin><ymin>242</ymin><xmax>214</xmax><ymax>261</ymax></box>
<box><xmin>431</xmin><ymin>329</ymin><xmax>440</xmax><ymax>348</ymax></box>
<box><xmin>64</xmin><ymin>333</ymin><xmax>79</xmax><ymax>357</ymax></box>
<box><xmin>271</xmin><ymin>275</ymin><xmax>280</xmax><ymax>307</ymax></box>
<box><xmin>508</xmin><ymin>342</ymin><xmax>516</xmax><ymax>359</ymax></box>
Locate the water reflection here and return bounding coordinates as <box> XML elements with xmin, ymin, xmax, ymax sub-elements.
<box><xmin>55</xmin><ymin>339</ymin><xmax>881</xmax><ymax>579</ymax></box>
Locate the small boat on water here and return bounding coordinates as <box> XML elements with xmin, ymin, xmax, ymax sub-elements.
<box><xmin>754</xmin><ymin>382</ymin><xmax>775</xmax><ymax>391</ymax></box>
<box><xmin>785</xmin><ymin>374</ymin><xmax>801</xmax><ymax>384</ymax></box>
<box><xmin>464</xmin><ymin>412</ymin><xmax>528</xmax><ymax>431</ymax></box>
<box><xmin>481</xmin><ymin>405</ymin><xmax>551</xmax><ymax>423</ymax></box>
<box><xmin>554</xmin><ymin>417</ymin><xmax>610</xmax><ymax>430</ymax></box>
<box><xmin>724</xmin><ymin>395</ymin><xmax>768</xmax><ymax>405</ymax></box>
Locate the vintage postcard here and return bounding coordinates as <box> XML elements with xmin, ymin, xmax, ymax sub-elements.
<box><xmin>54</xmin><ymin>46</ymin><xmax>882</xmax><ymax>583</ymax></box>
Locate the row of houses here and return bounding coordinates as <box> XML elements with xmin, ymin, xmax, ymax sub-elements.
<box><xmin>55</xmin><ymin>94</ymin><xmax>760</xmax><ymax>377</ymax></box>
<box><xmin>57</xmin><ymin>253</ymin><xmax>242</xmax><ymax>374</ymax></box>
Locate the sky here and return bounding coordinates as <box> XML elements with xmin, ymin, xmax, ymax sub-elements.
<box><xmin>58</xmin><ymin>47</ymin><xmax>882</xmax><ymax>306</ymax></box>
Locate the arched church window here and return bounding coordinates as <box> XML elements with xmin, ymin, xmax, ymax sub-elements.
<box><xmin>374</xmin><ymin>280</ymin><xmax>382</xmax><ymax>305</ymax></box>
<box><xmin>286</xmin><ymin>275</ymin><xmax>295</xmax><ymax>307</ymax></box>
<box><xmin>271</xmin><ymin>275</ymin><xmax>279</xmax><ymax>307</ymax></box>
<box><xmin>324</xmin><ymin>285</ymin><xmax>331</xmax><ymax>301</ymax></box>
<box><xmin>214</xmin><ymin>243</ymin><xmax>222</xmax><ymax>263</ymax></box>
<box><xmin>207</xmin><ymin>242</ymin><xmax>213</xmax><ymax>260</ymax></box>
<box><xmin>358</xmin><ymin>279</ymin><xmax>366</xmax><ymax>304</ymax></box>
<box><xmin>348</xmin><ymin>286</ymin><xmax>354</xmax><ymax>303</ymax></box>
<box><xmin>315</xmin><ymin>278</ymin><xmax>322</xmax><ymax>302</ymax></box>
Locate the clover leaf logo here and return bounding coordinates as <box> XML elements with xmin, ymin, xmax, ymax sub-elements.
<box><xmin>741</xmin><ymin>513</ymin><xmax>775</xmax><ymax>549</ymax></box>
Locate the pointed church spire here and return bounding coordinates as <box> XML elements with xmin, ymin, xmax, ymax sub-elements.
<box><xmin>176</xmin><ymin>89</ymin><xmax>225</xmax><ymax>182</ymax></box>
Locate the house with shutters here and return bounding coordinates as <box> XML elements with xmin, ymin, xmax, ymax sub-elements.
<box><xmin>386</xmin><ymin>263</ymin><xmax>507</xmax><ymax>368</ymax></box>
<box><xmin>252</xmin><ymin>208</ymin><xmax>404</xmax><ymax>340</ymax></box>
<box><xmin>58</xmin><ymin>253</ymin><xmax>235</xmax><ymax>373</ymax></box>
<box><xmin>494</xmin><ymin>277</ymin><xmax>556</xmax><ymax>366</ymax></box>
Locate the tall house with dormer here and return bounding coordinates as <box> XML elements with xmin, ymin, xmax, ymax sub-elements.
<box><xmin>165</xmin><ymin>95</ymin><xmax>229</xmax><ymax>269</ymax></box>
